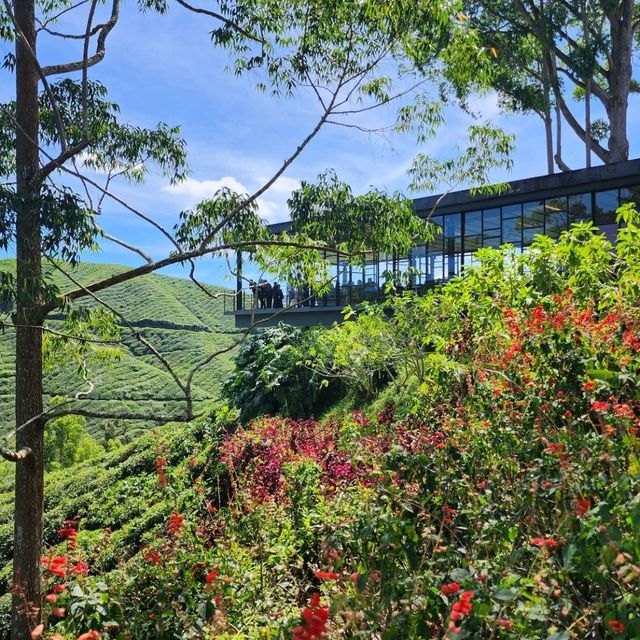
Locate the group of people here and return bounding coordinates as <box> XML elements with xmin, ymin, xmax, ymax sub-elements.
<box><xmin>248</xmin><ymin>279</ymin><xmax>284</xmax><ymax>309</ymax></box>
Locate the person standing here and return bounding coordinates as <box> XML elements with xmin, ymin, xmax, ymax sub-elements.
<box><xmin>257</xmin><ymin>278</ymin><xmax>266</xmax><ymax>308</ymax></box>
<box><xmin>272</xmin><ymin>282</ymin><xmax>284</xmax><ymax>308</ymax></box>
<box><xmin>264</xmin><ymin>281</ymin><xmax>273</xmax><ymax>308</ymax></box>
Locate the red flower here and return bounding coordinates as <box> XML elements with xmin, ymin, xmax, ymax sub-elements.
<box><xmin>294</xmin><ymin>592</ymin><xmax>329</xmax><ymax>639</ymax></box>
<box><xmin>76</xmin><ymin>632</ymin><xmax>100</xmax><ymax>640</ymax></box>
<box><xmin>45</xmin><ymin>594</ymin><xmax>57</xmax><ymax>603</ymax></box>
<box><xmin>71</xmin><ymin>561</ymin><xmax>89</xmax><ymax>575</ymax></box>
<box><xmin>591</xmin><ymin>400</ymin><xmax>609</xmax><ymax>412</ymax></box>
<box><xmin>582</xmin><ymin>380</ymin><xmax>596</xmax><ymax>392</ymax></box>
<box><xmin>314</xmin><ymin>571</ymin><xmax>339</xmax><ymax>581</ymax></box>
<box><xmin>448</xmin><ymin>590</ymin><xmax>474</xmax><ymax>634</ymax></box>
<box><xmin>574</xmin><ymin>497</ymin><xmax>591</xmax><ymax>518</ymax></box>
<box><xmin>42</xmin><ymin>555</ymin><xmax>68</xmax><ymax>578</ymax></box>
<box><xmin>614</xmin><ymin>403</ymin><xmax>634</xmax><ymax>418</ymax></box>
<box><xmin>142</xmin><ymin>547</ymin><xmax>162</xmax><ymax>565</ymax></box>
<box><xmin>441</xmin><ymin>582</ymin><xmax>461</xmax><ymax>596</ymax></box>
<box><xmin>496</xmin><ymin>619</ymin><xmax>512</xmax><ymax>630</ymax></box>
<box><xmin>608</xmin><ymin>620</ymin><xmax>625</xmax><ymax>633</ymax></box>
<box><xmin>205</xmin><ymin>569</ymin><xmax>218</xmax><ymax>583</ymax></box>
<box><xmin>167</xmin><ymin>511</ymin><xmax>185</xmax><ymax>536</ymax></box>
<box><xmin>52</xmin><ymin>584</ymin><xmax>67</xmax><ymax>594</ymax></box>
<box><xmin>530</xmin><ymin>537</ymin><xmax>558</xmax><ymax>549</ymax></box>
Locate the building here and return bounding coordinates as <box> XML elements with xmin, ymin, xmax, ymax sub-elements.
<box><xmin>227</xmin><ymin>159</ymin><xmax>640</xmax><ymax>328</ymax></box>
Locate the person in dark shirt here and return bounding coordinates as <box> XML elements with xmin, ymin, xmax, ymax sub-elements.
<box><xmin>272</xmin><ymin>282</ymin><xmax>284</xmax><ymax>308</ymax></box>
<box><xmin>263</xmin><ymin>281</ymin><xmax>273</xmax><ymax>308</ymax></box>
<box><xmin>257</xmin><ymin>278</ymin><xmax>266</xmax><ymax>308</ymax></box>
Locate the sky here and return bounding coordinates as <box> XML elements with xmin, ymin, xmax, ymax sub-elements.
<box><xmin>1</xmin><ymin>1</ymin><xmax>638</xmax><ymax>287</ymax></box>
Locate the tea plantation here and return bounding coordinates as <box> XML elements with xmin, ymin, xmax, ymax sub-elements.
<box><xmin>0</xmin><ymin>259</ymin><xmax>237</xmax><ymax>442</ymax></box>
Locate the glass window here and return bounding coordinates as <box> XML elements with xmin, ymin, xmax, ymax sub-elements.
<box><xmin>409</xmin><ymin>245</ymin><xmax>426</xmax><ymax>287</ymax></box>
<box><xmin>568</xmin><ymin>193</ymin><xmax>591</xmax><ymax>223</ymax></box>
<box><xmin>620</xmin><ymin>185</ymin><xmax>640</xmax><ymax>208</ymax></box>
<box><xmin>502</xmin><ymin>203</ymin><xmax>522</xmax><ymax>219</ymax></box>
<box><xmin>426</xmin><ymin>244</ymin><xmax>444</xmax><ymax>282</ymax></box>
<box><xmin>430</xmin><ymin>215</ymin><xmax>444</xmax><ymax>238</ymax></box>
<box><xmin>444</xmin><ymin>213</ymin><xmax>462</xmax><ymax>237</ymax></box>
<box><xmin>594</xmin><ymin>190</ymin><xmax>618</xmax><ymax>225</ymax></box>
<box><xmin>464</xmin><ymin>211</ymin><xmax>482</xmax><ymax>235</ymax></box>
<box><xmin>523</xmin><ymin>226</ymin><xmax>544</xmax><ymax>246</ymax></box>
<box><xmin>483</xmin><ymin>208</ymin><xmax>501</xmax><ymax>232</ymax></box>
<box><xmin>523</xmin><ymin>201</ymin><xmax>545</xmax><ymax>228</ymax></box>
<box><xmin>502</xmin><ymin>217</ymin><xmax>521</xmax><ymax>244</ymax></box>
<box><xmin>464</xmin><ymin>235</ymin><xmax>482</xmax><ymax>255</ymax></box>
<box><xmin>544</xmin><ymin>197</ymin><xmax>568</xmax><ymax>239</ymax></box>
<box><xmin>482</xmin><ymin>233</ymin><xmax>501</xmax><ymax>249</ymax></box>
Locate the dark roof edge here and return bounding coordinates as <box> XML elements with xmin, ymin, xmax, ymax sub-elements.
<box><xmin>267</xmin><ymin>159</ymin><xmax>640</xmax><ymax>232</ymax></box>
<box><xmin>412</xmin><ymin>158</ymin><xmax>640</xmax><ymax>217</ymax></box>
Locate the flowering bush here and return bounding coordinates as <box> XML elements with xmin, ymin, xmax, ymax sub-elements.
<box><xmin>8</xmin><ymin>211</ymin><xmax>640</xmax><ymax>639</ymax></box>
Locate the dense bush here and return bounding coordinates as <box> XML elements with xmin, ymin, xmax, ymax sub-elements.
<box><xmin>223</xmin><ymin>324</ymin><xmax>342</xmax><ymax>421</ymax></box>
<box><xmin>7</xmin><ymin>210</ymin><xmax>640</xmax><ymax>639</ymax></box>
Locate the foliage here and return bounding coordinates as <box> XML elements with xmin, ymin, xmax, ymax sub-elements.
<box><xmin>0</xmin><ymin>259</ymin><xmax>237</xmax><ymax>440</ymax></box>
<box><xmin>0</xmin><ymin>212</ymin><xmax>637</xmax><ymax>638</ymax></box>
<box><xmin>43</xmin><ymin>416</ymin><xmax>104</xmax><ymax>472</ymax></box>
<box><xmin>222</xmin><ymin>324</ymin><xmax>340</xmax><ymax>421</ymax></box>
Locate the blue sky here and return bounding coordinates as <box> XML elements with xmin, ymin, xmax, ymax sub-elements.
<box><xmin>2</xmin><ymin>1</ymin><xmax>638</xmax><ymax>287</ymax></box>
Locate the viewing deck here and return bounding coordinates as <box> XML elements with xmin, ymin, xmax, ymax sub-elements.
<box><xmin>226</xmin><ymin>159</ymin><xmax>640</xmax><ymax>328</ymax></box>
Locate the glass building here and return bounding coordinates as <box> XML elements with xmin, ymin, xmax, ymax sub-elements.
<box><xmin>229</xmin><ymin>159</ymin><xmax>640</xmax><ymax>327</ymax></box>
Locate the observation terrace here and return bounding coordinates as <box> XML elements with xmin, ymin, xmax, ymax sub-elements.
<box><xmin>225</xmin><ymin>159</ymin><xmax>640</xmax><ymax>328</ymax></box>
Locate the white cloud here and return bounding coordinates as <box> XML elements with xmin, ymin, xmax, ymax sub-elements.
<box><xmin>160</xmin><ymin>173</ymin><xmax>299</xmax><ymax>223</ymax></box>
<box><xmin>161</xmin><ymin>176</ymin><xmax>249</xmax><ymax>207</ymax></box>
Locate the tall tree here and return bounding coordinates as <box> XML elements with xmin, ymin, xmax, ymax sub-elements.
<box><xmin>462</xmin><ymin>0</ymin><xmax>639</xmax><ymax>168</ymax></box>
<box><xmin>0</xmin><ymin>1</ymin><xmax>502</xmax><ymax>637</ymax></box>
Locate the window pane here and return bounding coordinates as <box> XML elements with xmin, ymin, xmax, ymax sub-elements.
<box><xmin>430</xmin><ymin>216</ymin><xmax>444</xmax><ymax>237</ymax></box>
<box><xmin>502</xmin><ymin>203</ymin><xmax>522</xmax><ymax>219</ymax></box>
<box><xmin>465</xmin><ymin>211</ymin><xmax>482</xmax><ymax>235</ymax></box>
<box><xmin>445</xmin><ymin>213</ymin><xmax>462</xmax><ymax>237</ymax></box>
<box><xmin>502</xmin><ymin>217</ymin><xmax>521</xmax><ymax>244</ymax></box>
<box><xmin>464</xmin><ymin>235</ymin><xmax>482</xmax><ymax>254</ymax></box>
<box><xmin>620</xmin><ymin>185</ymin><xmax>640</xmax><ymax>208</ymax></box>
<box><xmin>523</xmin><ymin>226</ymin><xmax>544</xmax><ymax>246</ymax></box>
<box><xmin>523</xmin><ymin>200</ymin><xmax>545</xmax><ymax>228</ymax></box>
<box><xmin>483</xmin><ymin>208</ymin><xmax>501</xmax><ymax>231</ymax></box>
<box><xmin>568</xmin><ymin>193</ymin><xmax>591</xmax><ymax>222</ymax></box>
<box><xmin>594</xmin><ymin>190</ymin><xmax>618</xmax><ymax>225</ymax></box>
<box><xmin>483</xmin><ymin>233</ymin><xmax>500</xmax><ymax>249</ymax></box>
<box><xmin>544</xmin><ymin>197</ymin><xmax>568</xmax><ymax>239</ymax></box>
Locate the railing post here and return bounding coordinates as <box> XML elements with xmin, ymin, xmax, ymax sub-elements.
<box><xmin>236</xmin><ymin>251</ymin><xmax>243</xmax><ymax>311</ymax></box>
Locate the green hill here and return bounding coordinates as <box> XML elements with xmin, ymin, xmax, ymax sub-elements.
<box><xmin>0</xmin><ymin>259</ymin><xmax>238</xmax><ymax>441</ymax></box>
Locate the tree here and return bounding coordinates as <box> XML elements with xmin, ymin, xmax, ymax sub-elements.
<box><xmin>461</xmin><ymin>0</ymin><xmax>639</xmax><ymax>169</ymax></box>
<box><xmin>43</xmin><ymin>415</ymin><xmax>103</xmax><ymax>471</ymax></box>
<box><xmin>0</xmin><ymin>1</ymin><xmax>508</xmax><ymax>637</ymax></box>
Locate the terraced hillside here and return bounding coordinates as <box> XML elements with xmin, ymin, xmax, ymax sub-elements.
<box><xmin>0</xmin><ymin>260</ymin><xmax>238</xmax><ymax>441</ymax></box>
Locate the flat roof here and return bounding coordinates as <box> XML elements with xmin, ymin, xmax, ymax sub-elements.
<box><xmin>268</xmin><ymin>158</ymin><xmax>640</xmax><ymax>232</ymax></box>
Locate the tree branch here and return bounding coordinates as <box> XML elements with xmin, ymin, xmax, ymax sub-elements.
<box><xmin>41</xmin><ymin>0</ymin><xmax>120</xmax><ymax>77</ymax></box>
<box><xmin>174</xmin><ymin>0</ymin><xmax>264</xmax><ymax>44</ymax></box>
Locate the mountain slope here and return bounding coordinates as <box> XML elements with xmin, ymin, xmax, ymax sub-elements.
<box><xmin>0</xmin><ymin>259</ymin><xmax>238</xmax><ymax>440</ymax></box>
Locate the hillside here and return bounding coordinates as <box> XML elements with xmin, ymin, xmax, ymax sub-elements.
<box><xmin>0</xmin><ymin>260</ymin><xmax>238</xmax><ymax>441</ymax></box>
<box><xmin>0</xmin><ymin>220</ymin><xmax>639</xmax><ymax>639</ymax></box>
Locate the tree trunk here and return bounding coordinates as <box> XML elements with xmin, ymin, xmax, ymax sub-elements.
<box><xmin>606</xmin><ymin>0</ymin><xmax>632</xmax><ymax>163</ymax></box>
<box><xmin>11</xmin><ymin>1</ymin><xmax>45</xmax><ymax>639</ymax></box>
<box><xmin>554</xmin><ymin>104</ymin><xmax>571</xmax><ymax>172</ymax></box>
<box><xmin>544</xmin><ymin>110</ymin><xmax>554</xmax><ymax>174</ymax></box>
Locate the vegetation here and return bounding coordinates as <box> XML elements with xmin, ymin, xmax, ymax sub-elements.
<box><xmin>0</xmin><ymin>259</ymin><xmax>236</xmax><ymax>442</ymax></box>
<box><xmin>1</xmin><ymin>212</ymin><xmax>638</xmax><ymax>638</ymax></box>
<box><xmin>222</xmin><ymin>324</ymin><xmax>342</xmax><ymax>422</ymax></box>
